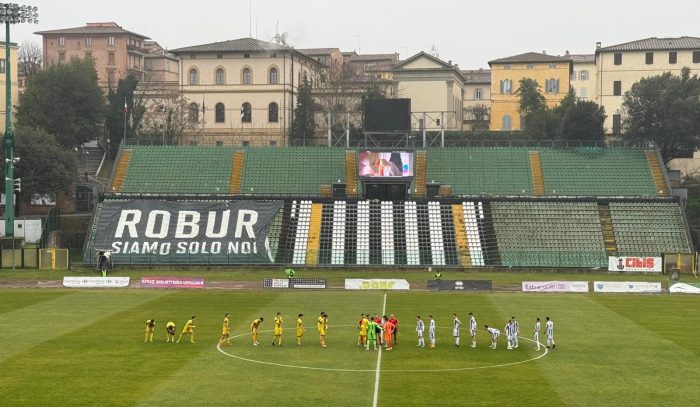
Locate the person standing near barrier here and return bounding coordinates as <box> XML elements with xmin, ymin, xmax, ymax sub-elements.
<box><xmin>416</xmin><ymin>315</ymin><xmax>425</xmax><ymax>347</ymax></box>
<box><xmin>144</xmin><ymin>319</ymin><xmax>155</xmax><ymax>343</ymax></box>
<box><xmin>545</xmin><ymin>316</ymin><xmax>556</xmax><ymax>349</ymax></box>
<box><xmin>469</xmin><ymin>312</ymin><xmax>477</xmax><ymax>348</ymax></box>
<box><xmin>533</xmin><ymin>317</ymin><xmax>542</xmax><ymax>351</ymax></box>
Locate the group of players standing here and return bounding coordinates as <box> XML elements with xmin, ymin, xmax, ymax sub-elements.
<box><xmin>143</xmin><ymin>312</ymin><xmax>556</xmax><ymax>351</ymax></box>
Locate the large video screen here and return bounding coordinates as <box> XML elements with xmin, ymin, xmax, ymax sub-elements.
<box><xmin>363</xmin><ymin>99</ymin><xmax>411</xmax><ymax>132</ymax></box>
<box><xmin>358</xmin><ymin>151</ymin><xmax>413</xmax><ymax>177</ymax></box>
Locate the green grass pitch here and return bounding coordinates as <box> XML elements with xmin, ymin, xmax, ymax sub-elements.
<box><xmin>0</xmin><ymin>288</ymin><xmax>698</xmax><ymax>406</ymax></box>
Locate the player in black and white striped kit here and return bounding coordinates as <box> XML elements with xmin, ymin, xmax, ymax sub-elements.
<box><xmin>468</xmin><ymin>312</ymin><xmax>477</xmax><ymax>348</ymax></box>
<box><xmin>511</xmin><ymin>316</ymin><xmax>520</xmax><ymax>349</ymax></box>
<box><xmin>505</xmin><ymin>320</ymin><xmax>514</xmax><ymax>350</ymax></box>
<box><xmin>545</xmin><ymin>316</ymin><xmax>556</xmax><ymax>349</ymax></box>
<box><xmin>452</xmin><ymin>314</ymin><xmax>461</xmax><ymax>346</ymax></box>
<box><xmin>416</xmin><ymin>315</ymin><xmax>425</xmax><ymax>347</ymax></box>
<box><xmin>533</xmin><ymin>317</ymin><xmax>542</xmax><ymax>351</ymax></box>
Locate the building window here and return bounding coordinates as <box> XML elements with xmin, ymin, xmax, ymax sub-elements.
<box><xmin>613</xmin><ymin>80</ymin><xmax>622</xmax><ymax>96</ymax></box>
<box><xmin>693</xmin><ymin>51</ymin><xmax>700</xmax><ymax>63</ymax></box>
<box><xmin>526</xmin><ymin>63</ymin><xmax>534</xmax><ymax>69</ymax></box>
<box><xmin>108</xmin><ymin>36</ymin><xmax>115</xmax><ymax>46</ymax></box>
<box><xmin>243</xmin><ymin>54</ymin><xmax>250</xmax><ymax>59</ymax></box>
<box><xmin>669</xmin><ymin>51</ymin><xmax>677</xmax><ymax>64</ymax></box>
<box><xmin>0</xmin><ymin>59</ymin><xmax>5</xmax><ymax>74</ymax></box>
<box><xmin>502</xmin><ymin>114</ymin><xmax>512</xmax><ymax>131</ymax></box>
<box><xmin>579</xmin><ymin>88</ymin><xmax>588</xmax><ymax>98</ymax></box>
<box><xmin>474</xmin><ymin>88</ymin><xmax>483</xmax><ymax>100</ymax></box>
<box><xmin>85</xmin><ymin>37</ymin><xmax>92</xmax><ymax>46</ymax></box>
<box><xmin>145</xmin><ymin>60</ymin><xmax>152</xmax><ymax>70</ymax></box>
<box><xmin>242</xmin><ymin>68</ymin><xmax>252</xmax><ymax>84</ymax></box>
<box><xmin>59</xmin><ymin>53</ymin><xmax>66</xmax><ymax>64</ymax></box>
<box><xmin>242</xmin><ymin>140</ymin><xmax>250</xmax><ymax>147</ymax></box>
<box><xmin>548</xmin><ymin>63</ymin><xmax>557</xmax><ymax>68</ymax></box>
<box><xmin>269</xmin><ymin>140</ymin><xmax>277</xmax><ymax>146</ymax></box>
<box><xmin>545</xmin><ymin>78</ymin><xmax>560</xmax><ymax>94</ymax></box>
<box><xmin>216</xmin><ymin>141</ymin><xmax>224</xmax><ymax>146</ymax></box>
<box><xmin>108</xmin><ymin>71</ymin><xmax>115</xmax><ymax>84</ymax></box>
<box><xmin>188</xmin><ymin>103</ymin><xmax>199</xmax><ymax>123</ymax></box>
<box><xmin>215</xmin><ymin>103</ymin><xmax>225</xmax><ymax>123</ymax></box>
<box><xmin>500</xmin><ymin>79</ymin><xmax>512</xmax><ymax>95</ymax></box>
<box><xmin>614</xmin><ymin>52</ymin><xmax>622</xmax><ymax>65</ymax></box>
<box><xmin>579</xmin><ymin>70</ymin><xmax>589</xmax><ymax>80</ymax></box>
<box><xmin>189</xmin><ymin>68</ymin><xmax>199</xmax><ymax>85</ymax></box>
<box><xmin>217</xmin><ymin>53</ymin><xmax>223</xmax><ymax>59</ymax></box>
<box><xmin>268</xmin><ymin>102</ymin><xmax>279</xmax><ymax>122</ymax></box>
<box><xmin>215</xmin><ymin>68</ymin><xmax>225</xmax><ymax>85</ymax></box>
<box><xmin>241</xmin><ymin>102</ymin><xmax>252</xmax><ymax>122</ymax></box>
<box><xmin>59</xmin><ymin>36</ymin><xmax>65</xmax><ymax>46</ymax></box>
<box><xmin>269</xmin><ymin>67</ymin><xmax>278</xmax><ymax>84</ymax></box>
<box><xmin>503</xmin><ymin>63</ymin><xmax>511</xmax><ymax>70</ymax></box>
<box><xmin>645</xmin><ymin>52</ymin><xmax>654</xmax><ymax>65</ymax></box>
<box><xmin>108</xmin><ymin>52</ymin><xmax>115</xmax><ymax>65</ymax></box>
<box><xmin>612</xmin><ymin>114</ymin><xmax>622</xmax><ymax>135</ymax></box>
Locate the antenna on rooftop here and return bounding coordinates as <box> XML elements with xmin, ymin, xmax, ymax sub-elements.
<box><xmin>430</xmin><ymin>43</ymin><xmax>439</xmax><ymax>59</ymax></box>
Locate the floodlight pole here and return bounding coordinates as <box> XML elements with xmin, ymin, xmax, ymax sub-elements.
<box><xmin>4</xmin><ymin>20</ymin><xmax>13</xmax><ymax>237</ymax></box>
<box><xmin>1</xmin><ymin>3</ymin><xmax>39</xmax><ymax>237</ymax></box>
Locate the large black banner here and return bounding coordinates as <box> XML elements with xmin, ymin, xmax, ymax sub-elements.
<box><xmin>92</xmin><ymin>200</ymin><xmax>283</xmax><ymax>264</ymax></box>
<box><xmin>427</xmin><ymin>280</ymin><xmax>493</xmax><ymax>291</ymax></box>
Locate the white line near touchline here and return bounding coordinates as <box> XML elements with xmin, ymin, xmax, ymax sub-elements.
<box><xmin>372</xmin><ymin>293</ymin><xmax>387</xmax><ymax>407</ymax></box>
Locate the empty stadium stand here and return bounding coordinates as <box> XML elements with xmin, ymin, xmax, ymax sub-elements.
<box><xmin>90</xmin><ymin>144</ymin><xmax>690</xmax><ymax>268</ymax></box>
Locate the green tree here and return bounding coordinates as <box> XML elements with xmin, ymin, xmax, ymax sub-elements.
<box><xmin>515</xmin><ymin>78</ymin><xmax>551</xmax><ymax>138</ymax></box>
<box><xmin>291</xmin><ymin>72</ymin><xmax>316</xmax><ymax>145</ymax></box>
<box><xmin>0</xmin><ymin>127</ymin><xmax>77</xmax><ymax>202</ymax></box>
<box><xmin>621</xmin><ymin>67</ymin><xmax>700</xmax><ymax>161</ymax></box>
<box><xmin>15</xmin><ymin>57</ymin><xmax>104</xmax><ymax>148</ymax></box>
<box><xmin>558</xmin><ymin>95</ymin><xmax>606</xmax><ymax>142</ymax></box>
<box><xmin>105</xmin><ymin>75</ymin><xmax>146</xmax><ymax>148</ymax></box>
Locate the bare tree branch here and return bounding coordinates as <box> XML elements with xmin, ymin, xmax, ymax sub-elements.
<box><xmin>18</xmin><ymin>40</ymin><xmax>42</xmax><ymax>79</ymax></box>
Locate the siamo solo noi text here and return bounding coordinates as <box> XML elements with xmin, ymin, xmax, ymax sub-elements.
<box><xmin>109</xmin><ymin>209</ymin><xmax>262</xmax><ymax>255</ymax></box>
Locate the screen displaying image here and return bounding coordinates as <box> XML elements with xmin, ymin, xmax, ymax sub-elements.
<box><xmin>358</xmin><ymin>151</ymin><xmax>413</xmax><ymax>177</ymax></box>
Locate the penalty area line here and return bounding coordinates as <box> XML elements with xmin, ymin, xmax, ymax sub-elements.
<box><xmin>372</xmin><ymin>293</ymin><xmax>387</xmax><ymax>407</ymax></box>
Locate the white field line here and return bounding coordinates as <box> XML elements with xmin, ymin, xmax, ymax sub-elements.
<box><xmin>372</xmin><ymin>293</ymin><xmax>387</xmax><ymax>407</ymax></box>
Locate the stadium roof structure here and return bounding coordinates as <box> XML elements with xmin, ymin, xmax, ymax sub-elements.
<box><xmin>488</xmin><ymin>52</ymin><xmax>572</xmax><ymax>66</ymax></box>
<box><xmin>596</xmin><ymin>36</ymin><xmax>700</xmax><ymax>53</ymax></box>
<box><xmin>35</xmin><ymin>22</ymin><xmax>150</xmax><ymax>39</ymax></box>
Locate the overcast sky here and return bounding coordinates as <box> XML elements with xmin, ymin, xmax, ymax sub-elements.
<box><xmin>10</xmin><ymin>0</ymin><xmax>700</xmax><ymax>68</ymax></box>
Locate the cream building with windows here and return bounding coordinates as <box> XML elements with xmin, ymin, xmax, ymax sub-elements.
<box><xmin>391</xmin><ymin>52</ymin><xmax>465</xmax><ymax>131</ymax></box>
<box><xmin>462</xmin><ymin>69</ymin><xmax>491</xmax><ymax>130</ymax></box>
<box><xmin>171</xmin><ymin>38</ymin><xmax>321</xmax><ymax>146</ymax></box>
<box><xmin>594</xmin><ymin>37</ymin><xmax>700</xmax><ymax>135</ymax></box>
<box><xmin>569</xmin><ymin>53</ymin><xmax>596</xmax><ymax>101</ymax></box>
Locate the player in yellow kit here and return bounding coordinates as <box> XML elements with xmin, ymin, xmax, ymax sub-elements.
<box><xmin>177</xmin><ymin>316</ymin><xmax>196</xmax><ymax>344</ymax></box>
<box><xmin>359</xmin><ymin>314</ymin><xmax>369</xmax><ymax>347</ymax></box>
<box><xmin>296</xmin><ymin>314</ymin><xmax>305</xmax><ymax>345</ymax></box>
<box><xmin>165</xmin><ymin>321</ymin><xmax>176</xmax><ymax>342</ymax></box>
<box><xmin>317</xmin><ymin>312</ymin><xmax>327</xmax><ymax>347</ymax></box>
<box><xmin>272</xmin><ymin>312</ymin><xmax>283</xmax><ymax>346</ymax></box>
<box><xmin>251</xmin><ymin>317</ymin><xmax>264</xmax><ymax>346</ymax></box>
<box><xmin>144</xmin><ymin>319</ymin><xmax>155</xmax><ymax>343</ymax></box>
<box><xmin>220</xmin><ymin>313</ymin><xmax>231</xmax><ymax>346</ymax></box>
